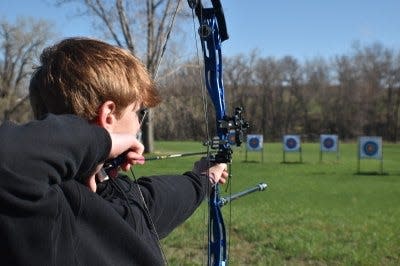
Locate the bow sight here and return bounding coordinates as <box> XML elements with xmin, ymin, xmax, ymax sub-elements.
<box><xmin>211</xmin><ymin>107</ymin><xmax>250</xmax><ymax>163</ymax></box>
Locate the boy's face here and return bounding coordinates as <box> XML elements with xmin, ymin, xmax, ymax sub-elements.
<box><xmin>111</xmin><ymin>102</ymin><xmax>142</xmax><ymax>136</ymax></box>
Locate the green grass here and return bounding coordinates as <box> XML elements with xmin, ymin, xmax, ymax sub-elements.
<box><xmin>132</xmin><ymin>141</ymin><xmax>400</xmax><ymax>265</ymax></box>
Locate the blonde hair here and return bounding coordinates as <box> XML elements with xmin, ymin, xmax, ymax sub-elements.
<box><xmin>29</xmin><ymin>37</ymin><xmax>160</xmax><ymax>120</ymax></box>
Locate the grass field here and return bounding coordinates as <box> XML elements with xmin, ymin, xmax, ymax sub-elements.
<box><xmin>132</xmin><ymin>141</ymin><xmax>400</xmax><ymax>266</ymax></box>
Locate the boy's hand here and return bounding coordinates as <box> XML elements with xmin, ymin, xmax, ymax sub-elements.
<box><xmin>109</xmin><ymin>133</ymin><xmax>145</xmax><ymax>170</ymax></box>
<box><xmin>88</xmin><ymin>133</ymin><xmax>145</xmax><ymax>191</ymax></box>
<box><xmin>193</xmin><ymin>157</ymin><xmax>229</xmax><ymax>185</ymax></box>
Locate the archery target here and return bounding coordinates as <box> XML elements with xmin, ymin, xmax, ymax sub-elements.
<box><xmin>246</xmin><ymin>134</ymin><xmax>263</xmax><ymax>151</ymax></box>
<box><xmin>320</xmin><ymin>134</ymin><xmax>338</xmax><ymax>152</ymax></box>
<box><xmin>359</xmin><ymin>136</ymin><xmax>382</xmax><ymax>159</ymax></box>
<box><xmin>283</xmin><ymin>135</ymin><xmax>301</xmax><ymax>152</ymax></box>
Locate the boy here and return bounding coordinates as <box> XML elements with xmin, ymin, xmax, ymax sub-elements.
<box><xmin>0</xmin><ymin>37</ymin><xmax>227</xmax><ymax>265</ymax></box>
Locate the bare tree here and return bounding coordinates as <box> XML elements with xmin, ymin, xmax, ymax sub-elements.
<box><xmin>303</xmin><ymin>57</ymin><xmax>330</xmax><ymax>137</ymax></box>
<box><xmin>354</xmin><ymin>43</ymin><xmax>400</xmax><ymax>141</ymax></box>
<box><xmin>252</xmin><ymin>56</ymin><xmax>282</xmax><ymax>139</ymax></box>
<box><xmin>154</xmin><ymin>57</ymin><xmax>207</xmax><ymax>140</ymax></box>
<box><xmin>386</xmin><ymin>52</ymin><xmax>400</xmax><ymax>142</ymax></box>
<box><xmin>278</xmin><ymin>56</ymin><xmax>304</xmax><ymax>135</ymax></box>
<box><xmin>224</xmin><ymin>53</ymin><xmax>255</xmax><ymax>109</ymax></box>
<box><xmin>0</xmin><ymin>17</ymin><xmax>54</xmax><ymax>122</ymax></box>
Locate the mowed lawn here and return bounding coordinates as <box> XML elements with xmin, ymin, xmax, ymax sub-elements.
<box><xmin>132</xmin><ymin>141</ymin><xmax>400</xmax><ymax>266</ymax></box>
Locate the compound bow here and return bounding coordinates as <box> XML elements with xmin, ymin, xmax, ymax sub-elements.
<box><xmin>187</xmin><ymin>1</ymin><xmax>266</xmax><ymax>265</ymax></box>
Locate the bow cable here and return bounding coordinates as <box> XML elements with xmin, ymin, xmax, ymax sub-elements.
<box><xmin>189</xmin><ymin>5</ymin><xmax>213</xmax><ymax>265</ymax></box>
<box><xmin>153</xmin><ymin>0</ymin><xmax>183</xmax><ymax>80</ymax></box>
<box><xmin>131</xmin><ymin>1</ymin><xmax>184</xmax><ymax>264</ymax></box>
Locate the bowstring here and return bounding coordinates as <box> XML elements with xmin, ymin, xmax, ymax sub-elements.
<box><xmin>189</xmin><ymin>4</ymin><xmax>213</xmax><ymax>265</ymax></box>
<box><xmin>128</xmin><ymin>1</ymin><xmax>182</xmax><ymax>265</ymax></box>
<box><xmin>153</xmin><ymin>0</ymin><xmax>183</xmax><ymax>80</ymax></box>
<box><xmin>129</xmin><ymin>168</ymin><xmax>169</xmax><ymax>265</ymax></box>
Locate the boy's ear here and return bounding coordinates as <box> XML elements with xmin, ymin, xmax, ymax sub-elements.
<box><xmin>97</xmin><ymin>101</ymin><xmax>117</xmax><ymax>130</ymax></box>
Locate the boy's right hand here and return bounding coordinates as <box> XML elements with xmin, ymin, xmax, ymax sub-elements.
<box><xmin>108</xmin><ymin>133</ymin><xmax>145</xmax><ymax>171</ymax></box>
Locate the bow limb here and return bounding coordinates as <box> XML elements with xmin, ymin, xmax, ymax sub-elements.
<box><xmin>197</xmin><ymin>5</ymin><xmax>228</xmax><ymax>265</ymax></box>
<box><xmin>188</xmin><ymin>1</ymin><xmax>227</xmax><ymax>265</ymax></box>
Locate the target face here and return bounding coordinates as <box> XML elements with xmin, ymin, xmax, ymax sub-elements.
<box><xmin>359</xmin><ymin>136</ymin><xmax>382</xmax><ymax>159</ymax></box>
<box><xmin>320</xmin><ymin>134</ymin><xmax>338</xmax><ymax>152</ymax></box>
<box><xmin>283</xmin><ymin>135</ymin><xmax>300</xmax><ymax>152</ymax></box>
<box><xmin>286</xmin><ymin>138</ymin><xmax>297</xmax><ymax>149</ymax></box>
<box><xmin>363</xmin><ymin>141</ymin><xmax>378</xmax><ymax>156</ymax></box>
<box><xmin>246</xmin><ymin>134</ymin><xmax>263</xmax><ymax>151</ymax></box>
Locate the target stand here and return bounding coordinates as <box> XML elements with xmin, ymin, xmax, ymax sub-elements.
<box><xmin>245</xmin><ymin>134</ymin><xmax>264</xmax><ymax>163</ymax></box>
<box><xmin>282</xmin><ymin>135</ymin><xmax>302</xmax><ymax>163</ymax></box>
<box><xmin>319</xmin><ymin>134</ymin><xmax>339</xmax><ymax>162</ymax></box>
<box><xmin>357</xmin><ymin>136</ymin><xmax>384</xmax><ymax>175</ymax></box>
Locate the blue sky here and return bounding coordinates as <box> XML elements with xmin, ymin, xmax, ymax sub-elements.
<box><xmin>1</xmin><ymin>0</ymin><xmax>399</xmax><ymax>61</ymax></box>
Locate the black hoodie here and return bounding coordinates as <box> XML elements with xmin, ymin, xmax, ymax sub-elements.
<box><xmin>0</xmin><ymin>114</ymin><xmax>208</xmax><ymax>265</ymax></box>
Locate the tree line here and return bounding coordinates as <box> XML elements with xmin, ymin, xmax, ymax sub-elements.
<box><xmin>154</xmin><ymin>43</ymin><xmax>400</xmax><ymax>143</ymax></box>
<box><xmin>1</xmin><ymin>16</ymin><xmax>400</xmax><ymax>143</ymax></box>
<box><xmin>0</xmin><ymin>18</ymin><xmax>54</xmax><ymax>122</ymax></box>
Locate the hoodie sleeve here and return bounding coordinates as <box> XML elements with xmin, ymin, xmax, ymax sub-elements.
<box><xmin>98</xmin><ymin>171</ymin><xmax>210</xmax><ymax>239</ymax></box>
<box><xmin>0</xmin><ymin>114</ymin><xmax>111</xmax><ymax>198</ymax></box>
<box><xmin>137</xmin><ymin>171</ymin><xmax>210</xmax><ymax>238</ymax></box>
